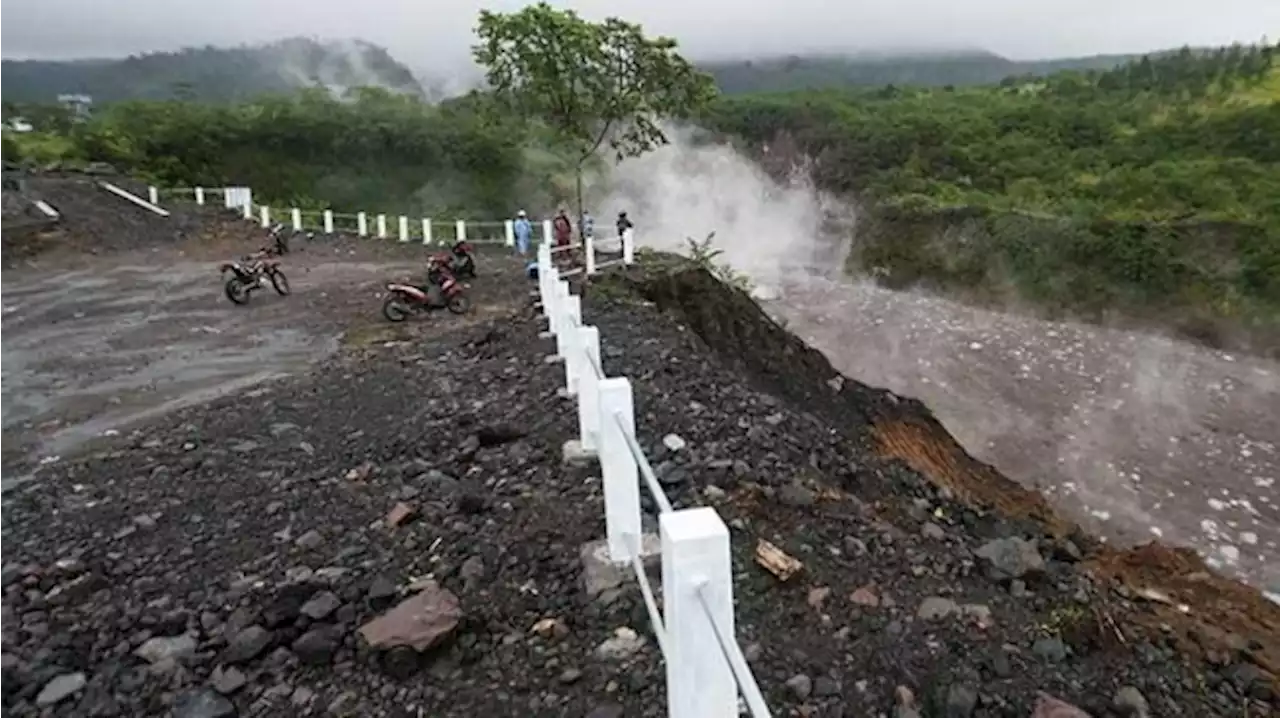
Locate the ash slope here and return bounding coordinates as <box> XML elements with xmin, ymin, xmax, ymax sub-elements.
<box><xmin>1</xmin><ymin>261</ymin><xmax>1276</xmax><ymax>717</ymax></box>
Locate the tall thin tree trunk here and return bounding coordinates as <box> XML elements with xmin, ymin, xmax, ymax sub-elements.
<box><xmin>574</xmin><ymin>165</ymin><xmax>585</xmax><ymax>237</ymax></box>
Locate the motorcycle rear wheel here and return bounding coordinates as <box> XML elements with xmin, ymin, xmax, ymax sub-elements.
<box><xmin>447</xmin><ymin>294</ymin><xmax>471</xmax><ymax>315</ymax></box>
<box><xmin>225</xmin><ymin>277</ymin><xmax>251</xmax><ymax>305</ymax></box>
<box><xmin>382</xmin><ymin>295</ymin><xmax>412</xmax><ymax>322</ymax></box>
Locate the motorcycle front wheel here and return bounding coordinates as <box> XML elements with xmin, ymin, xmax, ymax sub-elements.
<box><xmin>382</xmin><ymin>294</ymin><xmax>412</xmax><ymax>322</ymax></box>
<box><xmin>270</xmin><ymin>270</ymin><xmax>291</xmax><ymax>296</ymax></box>
<box><xmin>225</xmin><ymin>277</ymin><xmax>251</xmax><ymax>305</ymax></box>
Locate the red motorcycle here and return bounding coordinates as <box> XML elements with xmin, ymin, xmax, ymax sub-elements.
<box><xmin>382</xmin><ymin>259</ymin><xmax>471</xmax><ymax>322</ymax></box>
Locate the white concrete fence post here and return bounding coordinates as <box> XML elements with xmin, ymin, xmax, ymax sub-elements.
<box><xmin>504</xmin><ymin>220</ymin><xmax>515</xmax><ymax>247</ymax></box>
<box><xmin>662</xmin><ymin>507</ymin><xmax>737</xmax><ymax>718</ymax></box>
<box><xmin>586</xmin><ymin>231</ymin><xmax>597</xmax><ymax>274</ymax></box>
<box><xmin>576</xmin><ymin>325</ymin><xmax>602</xmax><ymax>453</ymax></box>
<box><xmin>323</xmin><ymin>210</ymin><xmax>334</xmax><ymax>234</ymax></box>
<box><xmin>357</xmin><ymin>212</ymin><xmax>368</xmax><ymax>237</ymax></box>
<box><xmin>623</xmin><ymin>228</ymin><xmax>636</xmax><ymax>265</ymax></box>
<box><xmin>422</xmin><ymin>218</ymin><xmax>433</xmax><ymax>245</ymax></box>
<box><xmin>194</xmin><ymin>186</ymin><xmax>205</xmax><ymax>206</ymax></box>
<box><xmin>542</xmin><ymin>219</ymin><xmax>554</xmax><ymax>246</ymax></box>
<box><xmin>259</xmin><ymin>205</ymin><xmax>270</xmax><ymax>228</ymax></box>
<box><xmin>376</xmin><ymin>214</ymin><xmax>387</xmax><ymax>239</ymax></box>
<box><xmin>538</xmin><ymin>244</ymin><xmax>554</xmax><ymax>307</ymax></box>
<box><xmin>597</xmin><ymin>377</ymin><xmax>641</xmax><ymax>562</ymax></box>
<box><xmin>455</xmin><ymin>220</ymin><xmax>466</xmax><ymax>243</ymax></box>
<box><xmin>553</xmin><ymin>282</ymin><xmax>571</xmax><ymax>357</ymax></box>
<box><xmin>148</xmin><ymin>186</ymin><xmax>159</xmax><ymax>205</ymax></box>
<box><xmin>291</xmin><ymin>208</ymin><xmax>302</xmax><ymax>231</ymax></box>
<box><xmin>562</xmin><ymin>295</ymin><xmax>583</xmax><ymax>395</ymax></box>
<box><xmin>398</xmin><ymin>216</ymin><xmax>409</xmax><ymax>242</ymax></box>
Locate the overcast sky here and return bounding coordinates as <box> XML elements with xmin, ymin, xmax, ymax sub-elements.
<box><xmin>3</xmin><ymin>0</ymin><xmax>1276</xmax><ymax>71</ymax></box>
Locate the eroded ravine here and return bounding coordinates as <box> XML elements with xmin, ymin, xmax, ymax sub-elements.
<box><xmin>765</xmin><ymin>276</ymin><xmax>1280</xmax><ymax>596</ymax></box>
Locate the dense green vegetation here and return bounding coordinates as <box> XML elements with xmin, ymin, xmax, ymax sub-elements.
<box><xmin>3</xmin><ymin>36</ymin><xmax>1277</xmax><ymax>350</ymax></box>
<box><xmin>700</xmin><ymin>44</ymin><xmax>1280</xmax><ymax>346</ymax></box>
<box><xmin>2</xmin><ymin>87</ymin><xmax>565</xmax><ymax>218</ymax></box>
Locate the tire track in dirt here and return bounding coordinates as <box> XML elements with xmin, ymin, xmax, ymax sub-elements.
<box><xmin>766</xmin><ymin>277</ymin><xmax>1280</xmax><ymax>597</ymax></box>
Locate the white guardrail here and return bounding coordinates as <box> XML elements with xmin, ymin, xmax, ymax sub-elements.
<box><xmin>534</xmin><ymin>242</ymin><xmax>772</xmax><ymax>718</ymax></box>
<box><xmin>150</xmin><ymin>186</ymin><xmax>635</xmax><ymax>271</ymax></box>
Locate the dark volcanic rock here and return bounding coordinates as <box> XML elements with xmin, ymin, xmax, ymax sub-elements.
<box><xmin>1</xmin><ymin>257</ymin><xmax>1273</xmax><ymax>718</ymax></box>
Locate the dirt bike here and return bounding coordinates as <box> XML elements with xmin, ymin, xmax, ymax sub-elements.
<box><xmin>220</xmin><ymin>254</ymin><xmax>290</xmax><ymax>305</ymax></box>
<box><xmin>266</xmin><ymin>224</ymin><xmax>315</xmax><ymax>255</ymax></box>
<box><xmin>382</xmin><ymin>261</ymin><xmax>470</xmax><ymax>322</ymax></box>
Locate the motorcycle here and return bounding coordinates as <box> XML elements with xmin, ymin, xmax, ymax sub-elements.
<box><xmin>266</xmin><ymin>223</ymin><xmax>317</xmax><ymax>255</ymax></box>
<box><xmin>444</xmin><ymin>240</ymin><xmax>476</xmax><ymax>279</ymax></box>
<box><xmin>220</xmin><ymin>253</ymin><xmax>290</xmax><ymax>305</ymax></box>
<box><xmin>382</xmin><ymin>260</ymin><xmax>471</xmax><ymax>322</ymax></box>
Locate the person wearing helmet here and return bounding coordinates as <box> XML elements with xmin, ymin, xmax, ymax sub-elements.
<box><xmin>513</xmin><ymin>209</ymin><xmax>533</xmax><ymax>257</ymax></box>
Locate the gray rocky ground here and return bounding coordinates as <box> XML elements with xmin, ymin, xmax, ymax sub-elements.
<box><xmin>1</xmin><ymin>188</ymin><xmax>1277</xmax><ymax>716</ymax></box>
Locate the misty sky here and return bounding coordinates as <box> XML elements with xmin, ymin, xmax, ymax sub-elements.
<box><xmin>3</xmin><ymin>0</ymin><xmax>1276</xmax><ymax>71</ymax></box>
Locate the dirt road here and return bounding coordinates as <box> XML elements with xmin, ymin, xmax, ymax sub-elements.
<box><xmin>768</xmin><ymin>277</ymin><xmax>1280</xmax><ymax>596</ymax></box>
<box><xmin>0</xmin><ymin>248</ymin><xmax>430</xmax><ymax>477</ymax></box>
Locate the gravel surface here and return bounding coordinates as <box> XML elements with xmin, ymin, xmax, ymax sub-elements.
<box><xmin>3</xmin><ymin>255</ymin><xmax>1277</xmax><ymax>717</ymax></box>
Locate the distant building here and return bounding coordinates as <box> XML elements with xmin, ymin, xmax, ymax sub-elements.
<box><xmin>3</xmin><ymin>117</ymin><xmax>34</xmax><ymax>133</ymax></box>
<box><xmin>57</xmin><ymin>94</ymin><xmax>93</xmax><ymax>120</ymax></box>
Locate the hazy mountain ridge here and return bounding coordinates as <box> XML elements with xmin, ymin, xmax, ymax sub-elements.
<box><xmin>1</xmin><ymin>37</ymin><xmax>427</xmax><ymax>103</ymax></box>
<box><xmin>3</xmin><ymin>38</ymin><xmax>1165</xmax><ymax>104</ymax></box>
<box><xmin>700</xmin><ymin>48</ymin><xmax>1150</xmax><ymax>93</ymax></box>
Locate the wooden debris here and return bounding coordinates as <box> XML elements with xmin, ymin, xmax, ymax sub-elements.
<box><xmin>755</xmin><ymin>539</ymin><xmax>802</xmax><ymax>582</ymax></box>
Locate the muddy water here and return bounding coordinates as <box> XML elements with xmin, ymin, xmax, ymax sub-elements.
<box><xmin>1</xmin><ymin>260</ymin><xmax>411</xmax><ymax>467</ymax></box>
<box><xmin>766</xmin><ymin>277</ymin><xmax>1280</xmax><ymax>596</ymax></box>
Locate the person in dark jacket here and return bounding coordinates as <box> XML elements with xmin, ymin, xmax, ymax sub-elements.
<box><xmin>615</xmin><ymin>211</ymin><xmax>633</xmax><ymax>238</ymax></box>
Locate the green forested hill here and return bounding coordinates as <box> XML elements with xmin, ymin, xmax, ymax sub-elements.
<box><xmin>4</xmin><ymin>41</ymin><xmax>1277</xmax><ymax>352</ymax></box>
<box><xmin>0</xmin><ymin>38</ymin><xmax>425</xmax><ymax>103</ymax></box>
<box><xmin>701</xmin><ymin>49</ymin><xmax>1147</xmax><ymax>94</ymax></box>
<box><xmin>700</xmin><ymin>44</ymin><xmax>1280</xmax><ymax>348</ymax></box>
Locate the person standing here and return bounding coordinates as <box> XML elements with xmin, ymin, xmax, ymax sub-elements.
<box><xmin>513</xmin><ymin>210</ymin><xmax>533</xmax><ymax>256</ymax></box>
<box><xmin>615</xmin><ymin>211</ymin><xmax>633</xmax><ymax>239</ymax></box>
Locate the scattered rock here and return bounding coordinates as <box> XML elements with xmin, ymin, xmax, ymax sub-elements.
<box><xmin>921</xmin><ymin>522</ymin><xmax>946</xmax><ymax>540</ymax></box>
<box><xmin>595</xmin><ymin>627</ymin><xmax>646</xmax><ymax>661</ymax></box>
<box><xmin>36</xmin><ymin>672</ymin><xmax>86</xmax><ymax>707</ymax></box>
<box><xmin>172</xmin><ymin>688</ymin><xmax>237</xmax><ymax>718</ymax></box>
<box><xmin>367</xmin><ymin>575</ymin><xmax>399</xmax><ymax>601</ymax></box>
<box><xmin>785</xmin><ymin>673</ymin><xmax>813</xmax><ymax>701</ymax></box>
<box><xmin>777</xmin><ymin>482</ymin><xmax>816</xmax><ymax>507</ymax></box>
<box><xmin>292</xmin><ymin>627</ymin><xmax>341</xmax><ymax>665</ymax></box>
<box><xmin>945</xmin><ymin>682</ymin><xmax>978</xmax><ymax>717</ymax></box>
<box><xmin>1031</xmin><ymin>693</ymin><xmax>1094</xmax><ymax>718</ymax></box>
<box><xmin>295</xmin><ymin>529</ymin><xmax>325</xmax><ymax>550</ymax></box>
<box><xmin>1112</xmin><ymin>686</ymin><xmax>1150</xmax><ymax>718</ymax></box>
<box><xmin>531</xmin><ymin>617</ymin><xmax>570</xmax><ymax>640</ymax></box>
<box><xmin>299</xmin><ymin>590</ymin><xmax>341</xmax><ymax>620</ymax></box>
<box><xmin>359</xmin><ymin>581</ymin><xmax>462</xmax><ymax>652</ymax></box>
<box><xmin>210</xmin><ymin>665</ymin><xmax>247</xmax><ymax>694</ymax></box>
<box><xmin>850</xmin><ymin>585</ymin><xmax>880</xmax><ymax>607</ymax></box>
<box><xmin>1032</xmin><ymin>636</ymin><xmax>1068</xmax><ymax>663</ymax></box>
<box><xmin>807</xmin><ymin>585</ymin><xmax>831</xmax><ymax>608</ymax></box>
<box><xmin>386</xmin><ymin>502</ymin><xmax>418</xmax><ymax>527</ymax></box>
<box><xmin>974</xmin><ymin>537</ymin><xmax>1045</xmax><ymax>580</ymax></box>
<box><xmin>221</xmin><ymin>625</ymin><xmax>274</xmax><ymax>664</ymax></box>
<box><xmin>893</xmin><ymin>685</ymin><xmax>922</xmax><ymax>718</ymax></box>
<box><xmin>917</xmin><ymin>596</ymin><xmax>959</xmax><ymax>620</ymax></box>
<box><xmin>134</xmin><ymin>633</ymin><xmax>197</xmax><ymax>664</ymax></box>
<box><xmin>662</xmin><ymin>433</ymin><xmax>687</xmax><ymax>451</ymax></box>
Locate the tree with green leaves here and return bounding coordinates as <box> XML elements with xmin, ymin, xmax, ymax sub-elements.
<box><xmin>471</xmin><ymin>2</ymin><xmax>717</xmax><ymax>220</ymax></box>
